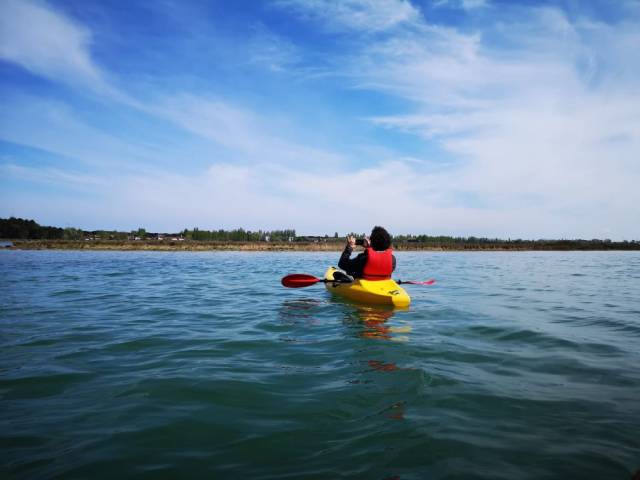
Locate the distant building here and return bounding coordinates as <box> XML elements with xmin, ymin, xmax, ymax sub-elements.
<box><xmin>298</xmin><ymin>236</ymin><xmax>326</xmax><ymax>243</ymax></box>
<box><xmin>0</xmin><ymin>241</ymin><xmax>14</xmax><ymax>248</ymax></box>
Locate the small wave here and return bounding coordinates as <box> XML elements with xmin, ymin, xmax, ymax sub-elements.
<box><xmin>464</xmin><ymin>325</ymin><xmax>582</xmax><ymax>352</ymax></box>
<box><xmin>0</xmin><ymin>371</ymin><xmax>95</xmax><ymax>399</ymax></box>
<box><xmin>50</xmin><ymin>289</ymin><xmax>83</xmax><ymax>296</ymax></box>
<box><xmin>103</xmin><ymin>337</ymin><xmax>175</xmax><ymax>352</ymax></box>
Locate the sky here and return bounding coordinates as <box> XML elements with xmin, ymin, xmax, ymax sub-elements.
<box><xmin>1</xmin><ymin>0</ymin><xmax>639</xmax><ymax>239</ymax></box>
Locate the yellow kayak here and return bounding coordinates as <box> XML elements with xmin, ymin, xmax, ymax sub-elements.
<box><xmin>324</xmin><ymin>267</ymin><xmax>411</xmax><ymax>307</ymax></box>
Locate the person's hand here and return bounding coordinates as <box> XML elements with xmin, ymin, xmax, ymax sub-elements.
<box><xmin>347</xmin><ymin>235</ymin><xmax>356</xmax><ymax>249</ymax></box>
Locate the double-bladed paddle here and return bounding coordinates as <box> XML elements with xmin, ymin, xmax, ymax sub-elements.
<box><xmin>281</xmin><ymin>274</ymin><xmax>346</xmax><ymax>288</ymax></box>
<box><xmin>281</xmin><ymin>273</ymin><xmax>435</xmax><ymax>288</ymax></box>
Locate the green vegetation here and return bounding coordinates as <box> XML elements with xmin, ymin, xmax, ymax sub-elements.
<box><xmin>392</xmin><ymin>235</ymin><xmax>639</xmax><ymax>251</ymax></box>
<box><xmin>182</xmin><ymin>228</ymin><xmax>296</xmax><ymax>242</ymax></box>
<box><xmin>0</xmin><ymin>218</ymin><xmax>295</xmax><ymax>243</ymax></box>
<box><xmin>0</xmin><ymin>217</ymin><xmax>65</xmax><ymax>239</ymax></box>
<box><xmin>1</xmin><ymin>217</ymin><xmax>638</xmax><ymax>250</ymax></box>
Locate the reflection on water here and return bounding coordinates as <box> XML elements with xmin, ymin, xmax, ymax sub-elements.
<box><xmin>279</xmin><ymin>297</ymin><xmax>413</xmax><ymax>342</ymax></box>
<box><xmin>276</xmin><ymin>298</ymin><xmax>327</xmax><ymax>343</ymax></box>
<box><xmin>279</xmin><ymin>297</ymin><xmax>414</xmax><ymax>439</ymax></box>
<box><xmin>346</xmin><ymin>303</ymin><xmax>415</xmax><ymax>434</ymax></box>
<box><xmin>384</xmin><ymin>401</ymin><xmax>406</xmax><ymax>421</ymax></box>
<box><xmin>367</xmin><ymin>360</ymin><xmax>399</xmax><ymax>372</ymax></box>
<box><xmin>348</xmin><ymin>304</ymin><xmax>412</xmax><ymax>342</ymax></box>
<box><xmin>278</xmin><ymin>298</ymin><xmax>324</xmax><ymax>323</ymax></box>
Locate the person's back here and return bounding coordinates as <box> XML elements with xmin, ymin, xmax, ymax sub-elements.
<box><xmin>338</xmin><ymin>226</ymin><xmax>396</xmax><ymax>279</ymax></box>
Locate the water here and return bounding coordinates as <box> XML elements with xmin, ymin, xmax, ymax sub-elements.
<box><xmin>1</xmin><ymin>250</ymin><xmax>639</xmax><ymax>479</ymax></box>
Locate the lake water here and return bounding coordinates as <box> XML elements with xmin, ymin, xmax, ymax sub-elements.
<box><xmin>1</xmin><ymin>250</ymin><xmax>639</xmax><ymax>479</ymax></box>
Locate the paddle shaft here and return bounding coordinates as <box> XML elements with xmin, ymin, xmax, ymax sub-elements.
<box><xmin>281</xmin><ymin>273</ymin><xmax>435</xmax><ymax>288</ymax></box>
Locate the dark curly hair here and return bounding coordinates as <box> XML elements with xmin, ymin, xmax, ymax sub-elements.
<box><xmin>370</xmin><ymin>226</ymin><xmax>391</xmax><ymax>251</ymax></box>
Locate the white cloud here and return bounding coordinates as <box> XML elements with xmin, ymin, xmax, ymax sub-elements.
<box><xmin>434</xmin><ymin>0</ymin><xmax>487</xmax><ymax>10</ymax></box>
<box><xmin>0</xmin><ymin>94</ymin><xmax>163</xmax><ymax>173</ymax></box>
<box><xmin>0</xmin><ymin>144</ymin><xmax>620</xmax><ymax>238</ymax></box>
<box><xmin>246</xmin><ymin>25</ymin><xmax>302</xmax><ymax>72</ymax></box>
<box><xmin>0</xmin><ymin>163</ymin><xmax>107</xmax><ymax>190</ymax></box>
<box><xmin>0</xmin><ymin>0</ymin><xmax>106</xmax><ymax>88</ymax></box>
<box><xmin>462</xmin><ymin>0</ymin><xmax>487</xmax><ymax>9</ymax></box>
<box><xmin>347</xmin><ymin>6</ymin><xmax>640</xmax><ymax>239</ymax></box>
<box><xmin>276</xmin><ymin>0</ymin><xmax>420</xmax><ymax>32</ymax></box>
<box><xmin>0</xmin><ymin>159</ymin><xmax>424</xmax><ymax>233</ymax></box>
<box><xmin>156</xmin><ymin>96</ymin><xmax>263</xmax><ymax>154</ymax></box>
<box><xmin>153</xmin><ymin>94</ymin><xmax>346</xmax><ymax>170</ymax></box>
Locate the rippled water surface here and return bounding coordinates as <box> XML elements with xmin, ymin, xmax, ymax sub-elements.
<box><xmin>1</xmin><ymin>250</ymin><xmax>639</xmax><ymax>479</ymax></box>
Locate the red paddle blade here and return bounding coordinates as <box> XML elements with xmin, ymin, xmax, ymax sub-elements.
<box><xmin>401</xmin><ymin>279</ymin><xmax>436</xmax><ymax>285</ymax></box>
<box><xmin>281</xmin><ymin>274</ymin><xmax>322</xmax><ymax>288</ymax></box>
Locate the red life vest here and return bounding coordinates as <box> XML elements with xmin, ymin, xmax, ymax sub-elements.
<box><xmin>362</xmin><ymin>248</ymin><xmax>393</xmax><ymax>280</ymax></box>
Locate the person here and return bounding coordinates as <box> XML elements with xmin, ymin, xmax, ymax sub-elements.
<box><xmin>338</xmin><ymin>226</ymin><xmax>396</xmax><ymax>279</ymax></box>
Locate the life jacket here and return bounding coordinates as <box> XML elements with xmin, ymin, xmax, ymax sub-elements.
<box><xmin>362</xmin><ymin>248</ymin><xmax>393</xmax><ymax>281</ymax></box>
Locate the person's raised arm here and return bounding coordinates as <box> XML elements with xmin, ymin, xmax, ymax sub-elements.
<box><xmin>339</xmin><ymin>236</ymin><xmax>368</xmax><ymax>276</ymax></box>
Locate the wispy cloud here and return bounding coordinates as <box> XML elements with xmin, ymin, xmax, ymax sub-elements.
<box><xmin>0</xmin><ymin>94</ymin><xmax>166</xmax><ymax>173</ymax></box>
<box><xmin>275</xmin><ymin>0</ymin><xmax>420</xmax><ymax>32</ymax></box>
<box><xmin>153</xmin><ymin>94</ymin><xmax>346</xmax><ymax>170</ymax></box>
<box><xmin>335</xmin><ymin>5</ymin><xmax>640</xmax><ymax>238</ymax></box>
<box><xmin>0</xmin><ymin>0</ymin><xmax>104</xmax><ymax>89</ymax></box>
<box><xmin>245</xmin><ymin>25</ymin><xmax>302</xmax><ymax>72</ymax></box>
<box><xmin>0</xmin><ymin>159</ymin><xmax>429</xmax><ymax>233</ymax></box>
<box><xmin>434</xmin><ymin>0</ymin><xmax>487</xmax><ymax>10</ymax></box>
<box><xmin>0</xmin><ymin>163</ymin><xmax>107</xmax><ymax>190</ymax></box>
<box><xmin>0</xmin><ymin>1</ymin><xmax>345</xmax><ymax>172</ymax></box>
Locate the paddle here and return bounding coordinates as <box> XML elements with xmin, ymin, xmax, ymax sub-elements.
<box><xmin>281</xmin><ymin>273</ymin><xmax>350</xmax><ymax>288</ymax></box>
<box><xmin>281</xmin><ymin>274</ymin><xmax>436</xmax><ymax>288</ymax></box>
<box><xmin>397</xmin><ymin>279</ymin><xmax>436</xmax><ymax>285</ymax></box>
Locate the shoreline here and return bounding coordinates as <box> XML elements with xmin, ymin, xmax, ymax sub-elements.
<box><xmin>4</xmin><ymin>240</ymin><xmax>639</xmax><ymax>252</ymax></box>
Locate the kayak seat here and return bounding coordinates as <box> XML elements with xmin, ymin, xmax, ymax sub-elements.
<box><xmin>332</xmin><ymin>271</ymin><xmax>354</xmax><ymax>283</ymax></box>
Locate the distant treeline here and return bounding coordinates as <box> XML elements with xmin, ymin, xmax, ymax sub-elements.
<box><xmin>1</xmin><ymin>217</ymin><xmax>638</xmax><ymax>250</ymax></box>
<box><xmin>0</xmin><ymin>218</ymin><xmax>297</xmax><ymax>242</ymax></box>
<box><xmin>184</xmin><ymin>228</ymin><xmax>296</xmax><ymax>242</ymax></box>
<box><xmin>0</xmin><ymin>217</ymin><xmax>131</xmax><ymax>240</ymax></box>
<box><xmin>0</xmin><ymin>217</ymin><xmax>66</xmax><ymax>239</ymax></box>
<box><xmin>393</xmin><ymin>235</ymin><xmax>639</xmax><ymax>250</ymax></box>
<box><xmin>393</xmin><ymin>234</ymin><xmax>632</xmax><ymax>247</ymax></box>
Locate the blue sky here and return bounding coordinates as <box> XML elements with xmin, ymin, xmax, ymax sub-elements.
<box><xmin>1</xmin><ymin>0</ymin><xmax>639</xmax><ymax>239</ymax></box>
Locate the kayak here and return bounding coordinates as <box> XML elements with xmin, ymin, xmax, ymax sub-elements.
<box><xmin>323</xmin><ymin>267</ymin><xmax>411</xmax><ymax>307</ymax></box>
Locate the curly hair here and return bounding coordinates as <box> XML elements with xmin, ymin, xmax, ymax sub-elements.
<box><xmin>370</xmin><ymin>226</ymin><xmax>392</xmax><ymax>251</ymax></box>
